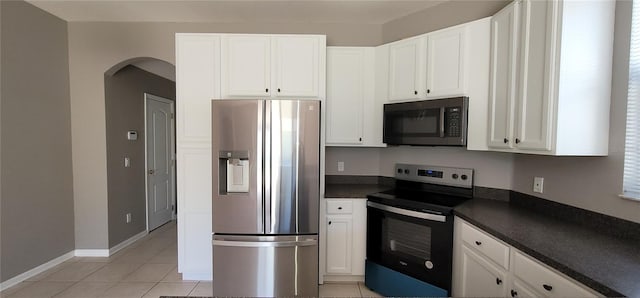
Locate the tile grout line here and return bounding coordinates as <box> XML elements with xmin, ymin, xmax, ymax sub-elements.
<box><xmin>186</xmin><ymin>281</ymin><xmax>200</xmax><ymax>297</ymax></box>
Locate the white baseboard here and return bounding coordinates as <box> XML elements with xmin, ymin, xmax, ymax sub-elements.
<box><xmin>0</xmin><ymin>251</ymin><xmax>75</xmax><ymax>291</ymax></box>
<box><xmin>1</xmin><ymin>230</ymin><xmax>149</xmax><ymax>292</ymax></box>
<box><xmin>109</xmin><ymin>230</ymin><xmax>147</xmax><ymax>255</ymax></box>
<box><xmin>74</xmin><ymin>249</ymin><xmax>109</xmax><ymax>257</ymax></box>
<box><xmin>182</xmin><ymin>272</ymin><xmax>212</xmax><ymax>281</ymax></box>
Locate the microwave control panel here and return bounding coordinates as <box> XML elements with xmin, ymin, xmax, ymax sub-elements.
<box><xmin>446</xmin><ymin>107</ymin><xmax>461</xmax><ymax>137</ymax></box>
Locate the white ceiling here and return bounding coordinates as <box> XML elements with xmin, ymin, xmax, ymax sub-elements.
<box><xmin>26</xmin><ymin>0</ymin><xmax>447</xmax><ymax>24</ymax></box>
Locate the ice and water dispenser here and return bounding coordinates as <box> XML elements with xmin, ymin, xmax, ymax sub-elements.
<box><xmin>218</xmin><ymin>151</ymin><xmax>249</xmax><ymax>194</ymax></box>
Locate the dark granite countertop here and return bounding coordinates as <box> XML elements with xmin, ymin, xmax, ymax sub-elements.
<box><xmin>324</xmin><ymin>175</ymin><xmax>394</xmax><ymax>198</ymax></box>
<box><xmin>454</xmin><ymin>198</ymin><xmax>640</xmax><ymax>297</ymax></box>
<box><xmin>325</xmin><ymin>183</ymin><xmax>393</xmax><ymax>198</ymax></box>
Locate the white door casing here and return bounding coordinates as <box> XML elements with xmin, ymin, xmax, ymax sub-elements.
<box><xmin>145</xmin><ymin>93</ymin><xmax>175</xmax><ymax>231</ymax></box>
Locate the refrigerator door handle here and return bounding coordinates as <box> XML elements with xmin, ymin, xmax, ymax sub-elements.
<box><xmin>264</xmin><ymin>100</ymin><xmax>272</xmax><ymax>233</ymax></box>
<box><xmin>212</xmin><ymin>239</ymin><xmax>317</xmax><ymax>248</ymax></box>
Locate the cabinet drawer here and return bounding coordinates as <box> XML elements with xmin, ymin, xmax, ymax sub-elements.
<box><xmin>513</xmin><ymin>251</ymin><xmax>597</xmax><ymax>297</ymax></box>
<box><xmin>460</xmin><ymin>221</ymin><xmax>510</xmax><ymax>269</ymax></box>
<box><xmin>326</xmin><ymin>200</ymin><xmax>353</xmax><ymax>214</ymax></box>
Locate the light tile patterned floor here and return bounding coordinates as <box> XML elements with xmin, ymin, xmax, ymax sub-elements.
<box><xmin>0</xmin><ymin>221</ymin><xmax>382</xmax><ymax>297</ymax></box>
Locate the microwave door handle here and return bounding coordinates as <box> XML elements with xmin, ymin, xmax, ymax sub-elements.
<box><xmin>439</xmin><ymin>107</ymin><xmax>445</xmax><ymax>138</ymax></box>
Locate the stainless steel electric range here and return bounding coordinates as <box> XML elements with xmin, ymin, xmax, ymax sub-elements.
<box><xmin>365</xmin><ymin>163</ymin><xmax>474</xmax><ymax>297</ymax></box>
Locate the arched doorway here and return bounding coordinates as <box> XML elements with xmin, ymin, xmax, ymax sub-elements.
<box><xmin>104</xmin><ymin>57</ymin><xmax>176</xmax><ymax>248</ymax></box>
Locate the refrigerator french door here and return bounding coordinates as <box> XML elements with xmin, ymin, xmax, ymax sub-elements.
<box><xmin>211</xmin><ymin>99</ymin><xmax>320</xmax><ymax>297</ymax></box>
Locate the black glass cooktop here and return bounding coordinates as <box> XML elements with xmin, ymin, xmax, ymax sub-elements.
<box><xmin>367</xmin><ymin>183</ymin><xmax>472</xmax><ymax>215</ymax></box>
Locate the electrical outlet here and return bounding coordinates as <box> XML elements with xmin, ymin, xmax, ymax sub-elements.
<box><xmin>337</xmin><ymin>161</ymin><xmax>345</xmax><ymax>172</ymax></box>
<box><xmin>533</xmin><ymin>177</ymin><xmax>544</xmax><ymax>193</ymax></box>
<box><xmin>126</xmin><ymin>213</ymin><xmax>132</xmax><ymax>223</ymax></box>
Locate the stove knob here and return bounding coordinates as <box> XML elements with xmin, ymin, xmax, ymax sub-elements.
<box><xmin>404</xmin><ymin>169</ymin><xmax>410</xmax><ymax>174</ymax></box>
<box><xmin>461</xmin><ymin>174</ymin><xmax>468</xmax><ymax>180</ymax></box>
<box><xmin>452</xmin><ymin>174</ymin><xmax>459</xmax><ymax>179</ymax></box>
<box><xmin>425</xmin><ymin>260</ymin><xmax>434</xmax><ymax>269</ymax></box>
<box><xmin>397</xmin><ymin>168</ymin><xmax>403</xmax><ymax>174</ymax></box>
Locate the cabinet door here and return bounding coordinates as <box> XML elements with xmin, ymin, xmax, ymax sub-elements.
<box><xmin>389</xmin><ymin>38</ymin><xmax>422</xmax><ymax>101</ymax></box>
<box><xmin>459</xmin><ymin>245</ymin><xmax>508</xmax><ymax>297</ymax></box>
<box><xmin>425</xmin><ymin>27</ymin><xmax>465</xmax><ymax>98</ymax></box>
<box><xmin>514</xmin><ymin>0</ymin><xmax>556</xmax><ymax>151</ymax></box>
<box><xmin>221</xmin><ymin>35</ymin><xmax>271</xmax><ymax>97</ymax></box>
<box><xmin>273</xmin><ymin>36</ymin><xmax>320</xmax><ymax>97</ymax></box>
<box><xmin>488</xmin><ymin>1</ymin><xmax>520</xmax><ymax>149</ymax></box>
<box><xmin>350</xmin><ymin>200</ymin><xmax>367</xmax><ymax>275</ymax></box>
<box><xmin>510</xmin><ymin>278</ymin><xmax>542</xmax><ymax>298</ymax></box>
<box><xmin>325</xmin><ymin>215</ymin><xmax>353</xmax><ymax>274</ymax></box>
<box><xmin>326</xmin><ymin>47</ymin><xmax>364</xmax><ymax>144</ymax></box>
<box><xmin>176</xmin><ymin>34</ymin><xmax>220</xmax><ymax>144</ymax></box>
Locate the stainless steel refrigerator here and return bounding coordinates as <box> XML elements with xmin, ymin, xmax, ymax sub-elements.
<box><xmin>211</xmin><ymin>99</ymin><xmax>320</xmax><ymax>297</ymax></box>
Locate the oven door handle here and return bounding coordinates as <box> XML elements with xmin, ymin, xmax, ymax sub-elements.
<box><xmin>439</xmin><ymin>107</ymin><xmax>446</xmax><ymax>138</ymax></box>
<box><xmin>367</xmin><ymin>201</ymin><xmax>446</xmax><ymax>223</ymax></box>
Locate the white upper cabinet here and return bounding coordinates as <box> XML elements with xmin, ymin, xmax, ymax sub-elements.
<box><xmin>273</xmin><ymin>36</ymin><xmax>320</xmax><ymax>97</ymax></box>
<box><xmin>221</xmin><ymin>35</ymin><xmax>271</xmax><ymax>97</ymax></box>
<box><xmin>326</xmin><ymin>47</ymin><xmax>365</xmax><ymax>145</ymax></box>
<box><xmin>488</xmin><ymin>1</ymin><xmax>519</xmax><ymax>149</ymax></box>
<box><xmin>388</xmin><ymin>37</ymin><xmax>423</xmax><ymax>101</ymax></box>
<box><xmin>487</xmin><ymin>0</ymin><xmax>614</xmax><ymax>155</ymax></box>
<box><xmin>388</xmin><ymin>27</ymin><xmax>467</xmax><ymax>102</ymax></box>
<box><xmin>325</xmin><ymin>47</ymin><xmax>384</xmax><ymax>147</ymax></box>
<box><xmin>221</xmin><ymin>34</ymin><xmax>326</xmax><ymax>99</ymax></box>
<box><xmin>425</xmin><ymin>26</ymin><xmax>466</xmax><ymax>98</ymax></box>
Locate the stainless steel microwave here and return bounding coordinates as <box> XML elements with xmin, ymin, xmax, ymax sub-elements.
<box><xmin>383</xmin><ymin>97</ymin><xmax>468</xmax><ymax>146</ymax></box>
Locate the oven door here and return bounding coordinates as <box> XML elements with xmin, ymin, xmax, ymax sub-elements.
<box><xmin>366</xmin><ymin>201</ymin><xmax>453</xmax><ymax>292</ymax></box>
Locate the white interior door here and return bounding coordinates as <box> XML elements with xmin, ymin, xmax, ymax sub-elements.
<box><xmin>146</xmin><ymin>93</ymin><xmax>175</xmax><ymax>231</ymax></box>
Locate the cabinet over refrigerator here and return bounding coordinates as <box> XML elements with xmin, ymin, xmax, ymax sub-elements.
<box><xmin>211</xmin><ymin>99</ymin><xmax>320</xmax><ymax>297</ymax></box>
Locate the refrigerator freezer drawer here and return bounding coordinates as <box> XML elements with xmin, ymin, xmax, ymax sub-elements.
<box><xmin>212</xmin><ymin>235</ymin><xmax>318</xmax><ymax>297</ymax></box>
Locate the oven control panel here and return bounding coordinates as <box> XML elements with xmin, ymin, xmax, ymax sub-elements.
<box><xmin>395</xmin><ymin>164</ymin><xmax>473</xmax><ymax>188</ymax></box>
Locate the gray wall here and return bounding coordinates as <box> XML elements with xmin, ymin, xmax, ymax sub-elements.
<box><xmin>326</xmin><ymin>147</ymin><xmax>514</xmax><ymax>190</ymax></box>
<box><xmin>67</xmin><ymin>21</ymin><xmax>383</xmax><ymax>249</ymax></box>
<box><xmin>105</xmin><ymin>65</ymin><xmax>175</xmax><ymax>248</ymax></box>
<box><xmin>382</xmin><ymin>0</ymin><xmax>509</xmax><ymax>43</ymax></box>
<box><xmin>511</xmin><ymin>0</ymin><xmax>640</xmax><ymax>224</ymax></box>
<box><xmin>0</xmin><ymin>0</ymin><xmax>74</xmax><ymax>282</ymax></box>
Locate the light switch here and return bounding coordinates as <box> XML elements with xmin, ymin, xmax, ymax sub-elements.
<box><xmin>337</xmin><ymin>161</ymin><xmax>345</xmax><ymax>172</ymax></box>
<box><xmin>124</xmin><ymin>157</ymin><xmax>131</xmax><ymax>168</ymax></box>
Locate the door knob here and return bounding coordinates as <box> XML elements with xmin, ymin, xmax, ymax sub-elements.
<box><xmin>503</xmin><ymin>138</ymin><xmax>509</xmax><ymax>144</ymax></box>
<box><xmin>328</xmin><ymin>221</ymin><xmax>332</xmax><ymax>225</ymax></box>
<box><xmin>511</xmin><ymin>290</ymin><xmax>518</xmax><ymax>297</ymax></box>
<box><xmin>475</xmin><ymin>241</ymin><xmax>482</xmax><ymax>246</ymax></box>
<box><xmin>515</xmin><ymin>138</ymin><xmax>521</xmax><ymax>144</ymax></box>
<box><xmin>496</xmin><ymin>277</ymin><xmax>502</xmax><ymax>285</ymax></box>
<box><xmin>543</xmin><ymin>284</ymin><xmax>553</xmax><ymax>291</ymax></box>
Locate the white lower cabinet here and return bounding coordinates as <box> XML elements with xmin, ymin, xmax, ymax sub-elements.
<box><xmin>326</xmin><ymin>215</ymin><xmax>353</xmax><ymax>274</ymax></box>
<box><xmin>458</xmin><ymin>245</ymin><xmax>508</xmax><ymax>297</ymax></box>
<box><xmin>453</xmin><ymin>217</ymin><xmax>600</xmax><ymax>297</ymax></box>
<box><xmin>321</xmin><ymin>198</ymin><xmax>367</xmax><ymax>281</ymax></box>
<box><xmin>510</xmin><ymin>278</ymin><xmax>541</xmax><ymax>298</ymax></box>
